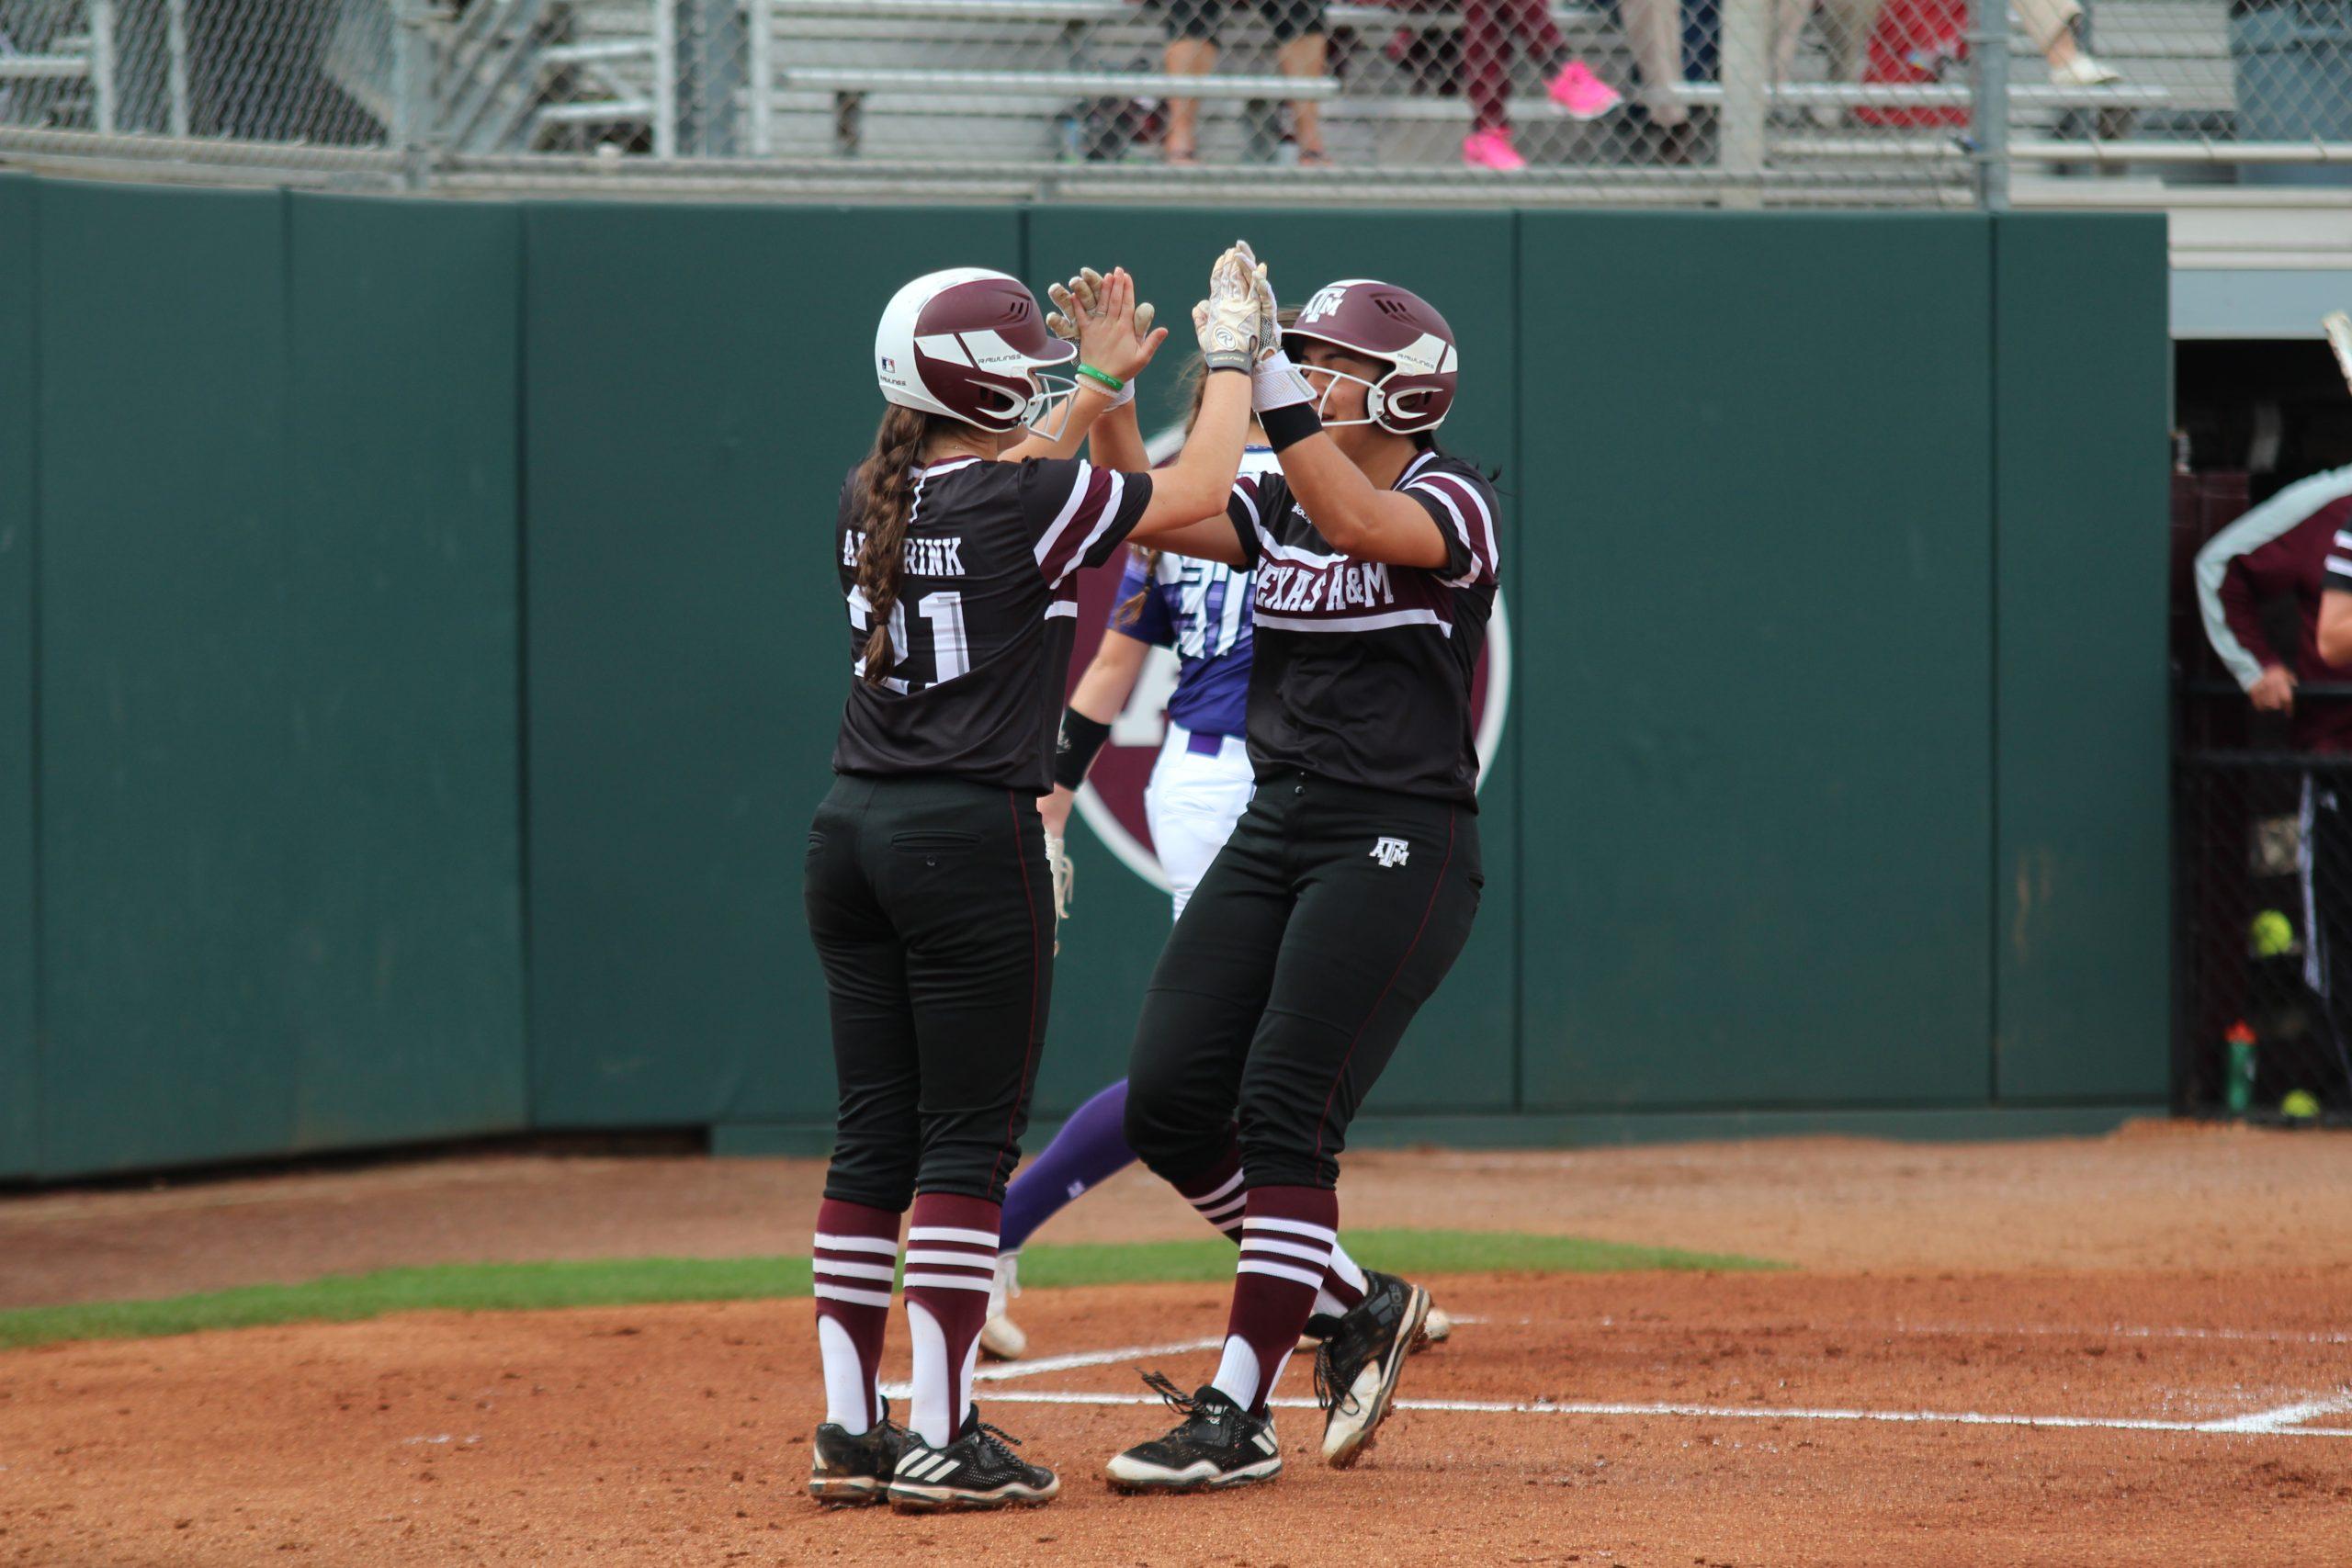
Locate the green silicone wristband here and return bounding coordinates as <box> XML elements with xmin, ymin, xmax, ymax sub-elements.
<box><xmin>1075</xmin><ymin>363</ymin><xmax>1125</xmax><ymax>393</ymax></box>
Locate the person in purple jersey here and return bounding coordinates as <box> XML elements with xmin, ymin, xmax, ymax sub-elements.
<box><xmin>980</xmin><ymin>358</ymin><xmax>1452</xmax><ymax>1364</ymax></box>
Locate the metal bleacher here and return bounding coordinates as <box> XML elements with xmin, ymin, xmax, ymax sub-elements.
<box><xmin>301</xmin><ymin>0</ymin><xmax>2252</xmax><ymax>182</ymax></box>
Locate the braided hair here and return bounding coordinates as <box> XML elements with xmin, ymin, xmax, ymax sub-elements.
<box><xmin>851</xmin><ymin>403</ymin><xmax>937</xmax><ymax>686</ymax></box>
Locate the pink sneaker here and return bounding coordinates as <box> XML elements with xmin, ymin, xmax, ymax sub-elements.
<box><xmin>1462</xmin><ymin>128</ymin><xmax>1528</xmax><ymax>171</ymax></box>
<box><xmin>1548</xmin><ymin>61</ymin><xmax>1623</xmax><ymax>120</ymax></box>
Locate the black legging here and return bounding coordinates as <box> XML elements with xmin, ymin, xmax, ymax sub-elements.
<box><xmin>805</xmin><ymin>773</ymin><xmax>1056</xmax><ymax>1210</ymax></box>
<box><xmin>1124</xmin><ymin>770</ymin><xmax>1483</xmax><ymax>1190</ymax></box>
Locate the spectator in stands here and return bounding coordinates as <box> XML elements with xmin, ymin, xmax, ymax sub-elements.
<box><xmin>2018</xmin><ymin>0</ymin><xmax>2121</xmax><ymax>86</ymax></box>
<box><xmin>1458</xmin><ymin>0</ymin><xmax>1626</xmax><ymax>169</ymax></box>
<box><xmin>1162</xmin><ymin>0</ymin><xmax>1331</xmax><ymax>164</ymax></box>
<box><xmin>1771</xmin><ymin>0</ymin><xmax>1883</xmax><ymax>95</ymax></box>
<box><xmin>1608</xmin><ymin>0</ymin><xmax>1695</xmax><ymax>158</ymax></box>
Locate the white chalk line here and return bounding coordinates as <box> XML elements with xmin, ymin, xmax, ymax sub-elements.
<box><xmin>1576</xmin><ymin>1317</ymin><xmax>2352</xmax><ymax>1348</ymax></box>
<box><xmin>931</xmin><ymin>1331</ymin><xmax>2352</xmax><ymax>1443</ymax></box>
<box><xmin>2199</xmin><ymin>1393</ymin><xmax>2352</xmax><ymax>1434</ymax></box>
<box><xmin>980</xmin><ymin>1388</ymin><xmax>2352</xmax><ymax>1439</ymax></box>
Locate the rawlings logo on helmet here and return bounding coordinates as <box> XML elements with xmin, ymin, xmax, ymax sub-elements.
<box><xmin>1283</xmin><ymin>278</ymin><xmax>1460</xmax><ymax>437</ymax></box>
<box><xmin>876</xmin><ymin>267</ymin><xmax>1079</xmax><ymax>435</ymax></box>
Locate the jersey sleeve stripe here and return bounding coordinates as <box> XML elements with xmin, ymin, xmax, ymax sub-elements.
<box><xmin>1230</xmin><ymin>475</ymin><xmax>1262</xmax><ymax>529</ymax></box>
<box><xmin>1410</xmin><ymin>480</ymin><xmax>1477</xmax><ymax>565</ymax></box>
<box><xmin>2328</xmin><ymin>556</ymin><xmax>2352</xmax><ymax>579</ymax></box>
<box><xmin>1037</xmin><ymin>466</ymin><xmax>1124</xmax><ymax>584</ymax></box>
<box><xmin>1031</xmin><ymin>459</ymin><xmax>1099</xmax><ymax>578</ymax></box>
<box><xmin>1408</xmin><ymin>478</ymin><xmax>1489</xmax><ymax>587</ymax></box>
<box><xmin>1412</xmin><ymin>472</ymin><xmax>1499</xmax><ymax>581</ymax></box>
<box><xmin>1066</xmin><ymin>469</ymin><xmax>1128</xmax><ymax>576</ymax></box>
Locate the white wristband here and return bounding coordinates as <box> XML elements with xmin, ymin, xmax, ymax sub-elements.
<box><xmin>1109</xmin><ymin>375</ymin><xmax>1136</xmax><ymax>409</ymax></box>
<box><xmin>1252</xmin><ymin>351</ymin><xmax>1315</xmax><ymax>414</ymax></box>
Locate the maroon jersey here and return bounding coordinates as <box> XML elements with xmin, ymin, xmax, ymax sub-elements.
<box><xmin>831</xmin><ymin>454</ymin><xmax>1153</xmax><ymax>790</ymax></box>
<box><xmin>2201</xmin><ymin>466</ymin><xmax>2352</xmax><ymax>752</ymax></box>
<box><xmin>1225</xmin><ymin>448</ymin><xmax>1500</xmax><ymax>804</ymax></box>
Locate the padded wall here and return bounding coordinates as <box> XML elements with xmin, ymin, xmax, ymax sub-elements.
<box><xmin>35</xmin><ymin>181</ymin><xmax>301</xmax><ymax>1174</ymax></box>
<box><xmin>1991</xmin><ymin>214</ymin><xmax>2172</xmax><ymax>1100</ymax></box>
<box><xmin>1515</xmin><ymin>214</ymin><xmax>1999</xmax><ymax>1110</ymax></box>
<box><xmin>283</xmin><ymin>193</ymin><xmax>529</xmax><ymax>1146</ymax></box>
<box><xmin>0</xmin><ymin>185</ymin><xmax>2175</xmax><ymax>1177</ymax></box>
<box><xmin>0</xmin><ymin>175</ymin><xmax>36</xmax><ymax>1178</ymax></box>
<box><xmin>28</xmin><ymin>181</ymin><xmax>530</xmax><ymax>1178</ymax></box>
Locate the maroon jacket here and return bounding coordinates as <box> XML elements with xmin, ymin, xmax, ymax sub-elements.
<box><xmin>2196</xmin><ymin>467</ymin><xmax>2352</xmax><ymax>753</ymax></box>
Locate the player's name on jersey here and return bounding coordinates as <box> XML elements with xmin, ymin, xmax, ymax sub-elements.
<box><xmin>841</xmin><ymin>529</ymin><xmax>967</xmax><ymax>578</ymax></box>
<box><xmin>1254</xmin><ymin>558</ymin><xmax>1394</xmax><ymax>615</ymax></box>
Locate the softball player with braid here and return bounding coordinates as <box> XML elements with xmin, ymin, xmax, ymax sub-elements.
<box><xmin>802</xmin><ymin>248</ymin><xmax>1266</xmax><ymax>1513</ymax></box>
<box><xmin>1099</xmin><ymin>256</ymin><xmax>1499</xmax><ymax>1494</ymax></box>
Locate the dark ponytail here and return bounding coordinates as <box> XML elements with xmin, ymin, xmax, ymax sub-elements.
<box><xmin>852</xmin><ymin>404</ymin><xmax>934</xmax><ymax>686</ymax></box>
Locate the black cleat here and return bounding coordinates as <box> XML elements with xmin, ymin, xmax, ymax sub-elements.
<box><xmin>1300</xmin><ymin>1299</ymin><xmax>1452</xmax><ymax>1354</ymax></box>
<box><xmin>808</xmin><ymin>1400</ymin><xmax>915</xmax><ymax>1506</ymax></box>
<box><xmin>886</xmin><ymin>1408</ymin><xmax>1060</xmax><ymax>1512</ymax></box>
<box><xmin>1104</xmin><ymin>1372</ymin><xmax>1283</xmax><ymax>1494</ymax></box>
<box><xmin>1313</xmin><ymin>1269</ymin><xmax>1430</xmax><ymax>1468</ymax></box>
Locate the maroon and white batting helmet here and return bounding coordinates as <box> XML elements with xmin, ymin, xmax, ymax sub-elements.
<box><xmin>876</xmin><ymin>266</ymin><xmax>1078</xmax><ymax>434</ymax></box>
<box><xmin>1283</xmin><ymin>278</ymin><xmax>1459</xmax><ymax>435</ymax></box>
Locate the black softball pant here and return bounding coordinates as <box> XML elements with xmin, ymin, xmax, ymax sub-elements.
<box><xmin>1124</xmin><ymin>771</ymin><xmax>1482</xmax><ymax>1191</ymax></box>
<box><xmin>804</xmin><ymin>774</ymin><xmax>1054</xmax><ymax>1211</ymax></box>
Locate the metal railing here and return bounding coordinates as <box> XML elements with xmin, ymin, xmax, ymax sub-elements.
<box><xmin>0</xmin><ymin>0</ymin><xmax>2346</xmax><ymax>202</ymax></box>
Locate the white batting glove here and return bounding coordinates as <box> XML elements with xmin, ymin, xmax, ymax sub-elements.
<box><xmin>1195</xmin><ymin>245</ymin><xmax>1261</xmax><ymax>373</ymax></box>
<box><xmin>1230</xmin><ymin>239</ymin><xmax>1280</xmax><ymax>363</ymax></box>
<box><xmin>1045</xmin><ymin>831</ymin><xmax>1074</xmax><ymax>953</ymax></box>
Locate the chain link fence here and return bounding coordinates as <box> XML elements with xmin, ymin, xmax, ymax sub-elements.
<box><xmin>0</xmin><ymin>0</ymin><xmax>2346</xmax><ymax>196</ymax></box>
<box><xmin>2173</xmin><ymin>465</ymin><xmax>2352</xmax><ymax>1126</ymax></box>
<box><xmin>2176</xmin><ymin>713</ymin><xmax>2352</xmax><ymax>1126</ymax></box>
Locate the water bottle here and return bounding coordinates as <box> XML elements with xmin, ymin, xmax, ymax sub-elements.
<box><xmin>2225</xmin><ymin>1020</ymin><xmax>2256</xmax><ymax>1116</ymax></box>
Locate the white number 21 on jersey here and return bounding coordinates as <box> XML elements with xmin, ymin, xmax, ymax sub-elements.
<box><xmin>846</xmin><ymin>587</ymin><xmax>969</xmax><ymax>693</ymax></box>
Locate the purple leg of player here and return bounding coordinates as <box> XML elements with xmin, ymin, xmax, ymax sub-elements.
<box><xmin>1001</xmin><ymin>1078</ymin><xmax>1137</xmax><ymax>1251</ymax></box>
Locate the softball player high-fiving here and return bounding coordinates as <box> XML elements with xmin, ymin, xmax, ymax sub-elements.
<box><xmin>802</xmin><ymin>250</ymin><xmax>1265</xmax><ymax>1514</ymax></box>
<box><xmin>1102</xmin><ymin>263</ymin><xmax>1500</xmax><ymax>1495</ymax></box>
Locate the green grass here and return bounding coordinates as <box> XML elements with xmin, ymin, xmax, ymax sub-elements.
<box><xmin>0</xmin><ymin>1229</ymin><xmax>1774</xmax><ymax>1352</ymax></box>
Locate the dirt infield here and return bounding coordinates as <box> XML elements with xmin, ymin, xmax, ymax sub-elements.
<box><xmin>4</xmin><ymin>1123</ymin><xmax>2351</xmax><ymax>1565</ymax></box>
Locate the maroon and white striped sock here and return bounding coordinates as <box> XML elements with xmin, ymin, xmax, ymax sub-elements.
<box><xmin>1211</xmin><ymin>1185</ymin><xmax>1340</xmax><ymax>1415</ymax></box>
<box><xmin>812</xmin><ymin>1198</ymin><xmax>902</xmax><ymax>1435</ymax></box>
<box><xmin>1176</xmin><ymin>1139</ymin><xmax>1366</xmax><ymax>1317</ymax></box>
<box><xmin>1174</xmin><ymin>1141</ymin><xmax>1248</xmax><ymax>1242</ymax></box>
<box><xmin>901</xmin><ymin>1192</ymin><xmax>1000</xmax><ymax>1448</ymax></box>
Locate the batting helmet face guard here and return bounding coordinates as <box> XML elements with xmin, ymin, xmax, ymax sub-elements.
<box><xmin>1283</xmin><ymin>278</ymin><xmax>1459</xmax><ymax>435</ymax></box>
<box><xmin>876</xmin><ymin>267</ymin><xmax>1080</xmax><ymax>436</ymax></box>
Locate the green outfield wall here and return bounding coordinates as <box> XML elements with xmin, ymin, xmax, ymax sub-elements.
<box><xmin>0</xmin><ymin>176</ymin><xmax>36</xmax><ymax>1179</ymax></box>
<box><xmin>0</xmin><ymin>176</ymin><xmax>2170</xmax><ymax>1180</ymax></box>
